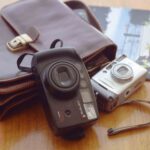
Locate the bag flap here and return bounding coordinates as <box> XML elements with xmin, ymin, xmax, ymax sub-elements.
<box><xmin>1</xmin><ymin>0</ymin><xmax>116</xmax><ymax>59</ymax></box>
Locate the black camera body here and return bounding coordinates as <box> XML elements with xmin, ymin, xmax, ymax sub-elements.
<box><xmin>27</xmin><ymin>48</ymin><xmax>99</xmax><ymax>137</ymax></box>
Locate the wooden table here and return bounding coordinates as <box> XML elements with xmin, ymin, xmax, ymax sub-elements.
<box><xmin>0</xmin><ymin>0</ymin><xmax>150</xmax><ymax>150</ymax></box>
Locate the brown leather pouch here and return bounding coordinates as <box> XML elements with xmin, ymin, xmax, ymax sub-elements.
<box><xmin>0</xmin><ymin>0</ymin><xmax>116</xmax><ymax>118</ymax></box>
<box><xmin>0</xmin><ymin>88</ymin><xmax>37</xmax><ymax>119</ymax></box>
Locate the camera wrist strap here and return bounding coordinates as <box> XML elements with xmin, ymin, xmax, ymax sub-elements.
<box><xmin>17</xmin><ymin>39</ymin><xmax>63</xmax><ymax>73</ymax></box>
<box><xmin>108</xmin><ymin>99</ymin><xmax>150</xmax><ymax>136</ymax></box>
<box><xmin>108</xmin><ymin>122</ymin><xmax>150</xmax><ymax>136</ymax></box>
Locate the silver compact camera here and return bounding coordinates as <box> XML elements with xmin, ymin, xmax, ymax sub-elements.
<box><xmin>91</xmin><ymin>55</ymin><xmax>147</xmax><ymax>112</ymax></box>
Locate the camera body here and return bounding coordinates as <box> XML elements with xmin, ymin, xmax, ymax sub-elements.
<box><xmin>91</xmin><ymin>55</ymin><xmax>147</xmax><ymax>112</ymax></box>
<box><xmin>30</xmin><ymin>48</ymin><xmax>99</xmax><ymax>137</ymax></box>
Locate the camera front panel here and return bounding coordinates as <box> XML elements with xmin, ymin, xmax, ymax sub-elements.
<box><xmin>31</xmin><ymin>49</ymin><xmax>99</xmax><ymax>136</ymax></box>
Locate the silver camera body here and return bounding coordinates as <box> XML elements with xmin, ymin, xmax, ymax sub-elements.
<box><xmin>91</xmin><ymin>55</ymin><xmax>147</xmax><ymax>112</ymax></box>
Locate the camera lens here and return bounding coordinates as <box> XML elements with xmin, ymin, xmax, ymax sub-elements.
<box><xmin>111</xmin><ymin>63</ymin><xmax>133</xmax><ymax>82</ymax></box>
<box><xmin>117</xmin><ymin>66</ymin><xmax>129</xmax><ymax>75</ymax></box>
<box><xmin>46</xmin><ymin>62</ymin><xmax>80</xmax><ymax>94</ymax></box>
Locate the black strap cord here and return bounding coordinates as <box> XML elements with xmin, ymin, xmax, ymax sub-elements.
<box><xmin>17</xmin><ymin>53</ymin><xmax>34</xmax><ymax>73</ymax></box>
<box><xmin>108</xmin><ymin>122</ymin><xmax>150</xmax><ymax>136</ymax></box>
<box><xmin>50</xmin><ymin>39</ymin><xmax>63</xmax><ymax>49</ymax></box>
<box><xmin>108</xmin><ymin>99</ymin><xmax>150</xmax><ymax>136</ymax></box>
<box><xmin>17</xmin><ymin>39</ymin><xmax>63</xmax><ymax>73</ymax></box>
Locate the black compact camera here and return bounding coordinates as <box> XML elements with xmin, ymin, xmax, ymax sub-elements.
<box><xmin>17</xmin><ymin>46</ymin><xmax>99</xmax><ymax>139</ymax></box>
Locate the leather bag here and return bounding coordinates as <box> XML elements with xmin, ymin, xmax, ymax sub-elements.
<box><xmin>0</xmin><ymin>0</ymin><xmax>117</xmax><ymax>119</ymax></box>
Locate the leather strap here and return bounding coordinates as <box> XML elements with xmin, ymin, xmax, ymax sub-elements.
<box><xmin>108</xmin><ymin>99</ymin><xmax>150</xmax><ymax>136</ymax></box>
<box><xmin>0</xmin><ymin>88</ymin><xmax>37</xmax><ymax>120</ymax></box>
<box><xmin>27</xmin><ymin>27</ymin><xmax>40</xmax><ymax>42</ymax></box>
<box><xmin>65</xmin><ymin>0</ymin><xmax>102</xmax><ymax>31</ymax></box>
<box><xmin>0</xmin><ymin>80</ymin><xmax>36</xmax><ymax>95</ymax></box>
<box><xmin>0</xmin><ymin>94</ymin><xmax>37</xmax><ymax>120</ymax></box>
<box><xmin>0</xmin><ymin>88</ymin><xmax>36</xmax><ymax>106</ymax></box>
<box><xmin>122</xmin><ymin>99</ymin><xmax>150</xmax><ymax>105</ymax></box>
<box><xmin>108</xmin><ymin>122</ymin><xmax>150</xmax><ymax>136</ymax></box>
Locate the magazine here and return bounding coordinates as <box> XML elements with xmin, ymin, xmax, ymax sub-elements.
<box><xmin>76</xmin><ymin>6</ymin><xmax>150</xmax><ymax>80</ymax></box>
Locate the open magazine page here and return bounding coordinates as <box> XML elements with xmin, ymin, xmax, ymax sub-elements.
<box><xmin>91</xmin><ymin>7</ymin><xmax>150</xmax><ymax>80</ymax></box>
<box><xmin>75</xmin><ymin>7</ymin><xmax>150</xmax><ymax>80</ymax></box>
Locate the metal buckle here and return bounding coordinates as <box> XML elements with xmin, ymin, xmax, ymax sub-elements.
<box><xmin>7</xmin><ymin>34</ymin><xmax>33</xmax><ymax>52</ymax></box>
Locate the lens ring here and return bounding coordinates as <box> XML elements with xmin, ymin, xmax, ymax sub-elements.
<box><xmin>111</xmin><ymin>63</ymin><xmax>133</xmax><ymax>81</ymax></box>
<box><xmin>45</xmin><ymin>61</ymin><xmax>80</xmax><ymax>94</ymax></box>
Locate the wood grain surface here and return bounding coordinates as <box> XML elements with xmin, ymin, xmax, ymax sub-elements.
<box><xmin>0</xmin><ymin>0</ymin><xmax>150</xmax><ymax>150</ymax></box>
